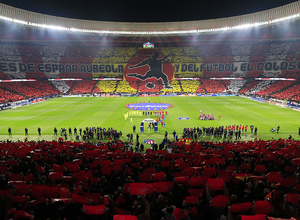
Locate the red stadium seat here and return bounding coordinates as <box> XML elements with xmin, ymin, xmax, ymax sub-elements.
<box><xmin>161</xmin><ymin>161</ymin><xmax>170</xmax><ymax>167</ymax></box>
<box><xmin>60</xmin><ymin>188</ymin><xmax>73</xmax><ymax>198</ymax></box>
<box><xmin>115</xmin><ymin>195</ymin><xmax>126</xmax><ymax>207</ymax></box>
<box><xmin>203</xmin><ymin>167</ymin><xmax>216</xmax><ymax>177</ymax></box>
<box><xmin>114</xmin><ymin>207</ymin><xmax>131</xmax><ymax>215</ymax></box>
<box><xmin>73</xmin><ymin>159</ymin><xmax>83</xmax><ymax>165</ymax></box>
<box><xmin>35</xmin><ymin>165</ymin><xmax>45</xmax><ymax>173</ymax></box>
<box><xmin>72</xmin><ymin>194</ymin><xmax>92</xmax><ymax>204</ymax></box>
<box><xmin>113</xmin><ymin>215</ymin><xmax>138</xmax><ymax>220</ymax></box>
<box><xmin>285</xmin><ymin>193</ymin><xmax>299</xmax><ymax>204</ymax></box>
<box><xmin>226</xmin><ymin>165</ymin><xmax>237</xmax><ymax>172</ymax></box>
<box><xmin>183</xmin><ymin>167</ymin><xmax>196</xmax><ymax>176</ymax></box>
<box><xmin>15</xmin><ymin>185</ymin><xmax>31</xmax><ymax>195</ymax></box>
<box><xmin>173</xmin><ymin>208</ymin><xmax>186</xmax><ymax>220</ymax></box>
<box><xmin>129</xmin><ymin>183</ymin><xmax>148</xmax><ymax>195</ymax></box>
<box><xmin>139</xmin><ymin>173</ymin><xmax>152</xmax><ymax>182</ymax></box>
<box><xmin>185</xmin><ymin>196</ymin><xmax>198</xmax><ymax>204</ymax></box>
<box><xmin>266</xmin><ymin>173</ymin><xmax>281</xmax><ymax>183</ymax></box>
<box><xmin>31</xmin><ymin>185</ymin><xmax>47</xmax><ymax>199</ymax></box>
<box><xmin>83</xmin><ymin>204</ymin><xmax>106</xmax><ymax>215</ymax></box>
<box><xmin>112</xmin><ymin>164</ymin><xmax>122</xmax><ymax>172</ymax></box>
<box><xmin>281</xmin><ymin>178</ymin><xmax>298</xmax><ymax>187</ymax></box>
<box><xmin>241</xmin><ymin>214</ymin><xmax>267</xmax><ymax>220</ymax></box>
<box><xmin>189</xmin><ymin>176</ymin><xmax>204</xmax><ymax>187</ymax></box>
<box><xmin>241</xmin><ymin>163</ymin><xmax>251</xmax><ymax>171</ymax></box>
<box><xmin>9</xmin><ymin>173</ymin><xmax>22</xmax><ymax>181</ymax></box>
<box><xmin>52</xmin><ymin>164</ymin><xmax>65</xmax><ymax>172</ymax></box>
<box><xmin>11</xmin><ymin>195</ymin><xmax>29</xmax><ymax>203</ymax></box>
<box><xmin>84</xmin><ymin>193</ymin><xmax>101</xmax><ymax>203</ymax></box>
<box><xmin>9</xmin><ymin>209</ymin><xmax>32</xmax><ymax>219</ymax></box>
<box><xmin>211</xmin><ymin>195</ymin><xmax>230</xmax><ymax>208</ymax></box>
<box><xmin>207</xmin><ymin>178</ymin><xmax>224</xmax><ymax>191</ymax></box>
<box><xmin>102</xmin><ymin>167</ymin><xmax>112</xmax><ymax>176</ymax></box>
<box><xmin>131</xmin><ymin>163</ymin><xmax>141</xmax><ymax>169</ymax></box>
<box><xmin>144</xmin><ymin>167</ymin><xmax>156</xmax><ymax>174</ymax></box>
<box><xmin>0</xmin><ymin>166</ymin><xmax>8</xmax><ymax>174</ymax></box>
<box><xmin>231</xmin><ymin>202</ymin><xmax>253</xmax><ymax>213</ymax></box>
<box><xmin>45</xmin><ymin>186</ymin><xmax>60</xmax><ymax>198</ymax></box>
<box><xmin>0</xmin><ymin>190</ymin><xmax>11</xmax><ymax>197</ymax></box>
<box><xmin>24</xmin><ymin>174</ymin><xmax>34</xmax><ymax>182</ymax></box>
<box><xmin>218</xmin><ymin>170</ymin><xmax>232</xmax><ymax>183</ymax></box>
<box><xmin>254</xmin><ymin>200</ymin><xmax>273</xmax><ymax>214</ymax></box>
<box><xmin>291</xmin><ymin>158</ymin><xmax>300</xmax><ymax>166</ymax></box>
<box><xmin>150</xmin><ymin>182</ymin><xmax>172</xmax><ymax>193</ymax></box>
<box><xmin>152</xmin><ymin>172</ymin><xmax>166</xmax><ymax>182</ymax></box>
<box><xmin>51</xmin><ymin>198</ymin><xmax>70</xmax><ymax>203</ymax></box>
<box><xmin>188</xmin><ymin>189</ymin><xmax>204</xmax><ymax>198</ymax></box>
<box><xmin>255</xmin><ymin>165</ymin><xmax>266</xmax><ymax>173</ymax></box>
<box><xmin>174</xmin><ymin>176</ymin><xmax>189</xmax><ymax>184</ymax></box>
<box><xmin>65</xmin><ymin>163</ymin><xmax>79</xmax><ymax>172</ymax></box>
<box><xmin>49</xmin><ymin>172</ymin><xmax>63</xmax><ymax>180</ymax></box>
<box><xmin>285</xmin><ymin>165</ymin><xmax>295</xmax><ymax>174</ymax></box>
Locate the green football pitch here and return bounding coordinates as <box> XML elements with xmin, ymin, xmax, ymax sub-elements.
<box><xmin>0</xmin><ymin>96</ymin><xmax>299</xmax><ymax>143</ymax></box>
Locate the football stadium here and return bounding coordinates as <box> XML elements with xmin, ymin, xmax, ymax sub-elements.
<box><xmin>0</xmin><ymin>1</ymin><xmax>299</xmax><ymax>219</ymax></box>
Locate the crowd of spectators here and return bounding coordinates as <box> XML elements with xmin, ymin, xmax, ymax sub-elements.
<box><xmin>160</xmin><ymin>80</ymin><xmax>181</xmax><ymax>94</ymax></box>
<box><xmin>181</xmin><ymin>80</ymin><xmax>201</xmax><ymax>94</ymax></box>
<box><xmin>0</xmin><ymin>82</ymin><xmax>59</xmax><ymax>99</ymax></box>
<box><xmin>255</xmin><ymin>81</ymin><xmax>294</xmax><ymax>97</ymax></box>
<box><xmin>51</xmin><ymin>81</ymin><xmax>71</xmax><ymax>94</ymax></box>
<box><xmin>69</xmin><ymin>81</ymin><xmax>100</xmax><ymax>95</ymax></box>
<box><xmin>201</xmin><ymin>80</ymin><xmax>227</xmax><ymax>93</ymax></box>
<box><xmin>97</xmin><ymin>81</ymin><xmax>118</xmax><ymax>94</ymax></box>
<box><xmin>271</xmin><ymin>83</ymin><xmax>300</xmax><ymax>101</ymax></box>
<box><xmin>0</xmin><ymin>41</ymin><xmax>298</xmax><ymax>103</ymax></box>
<box><xmin>0</xmin><ymin>87</ymin><xmax>25</xmax><ymax>103</ymax></box>
<box><xmin>115</xmin><ymin>80</ymin><xmax>137</xmax><ymax>94</ymax></box>
<box><xmin>0</xmin><ymin>77</ymin><xmax>298</xmax><ymax>104</ymax></box>
<box><xmin>1</xmin><ymin>137</ymin><xmax>300</xmax><ymax>219</ymax></box>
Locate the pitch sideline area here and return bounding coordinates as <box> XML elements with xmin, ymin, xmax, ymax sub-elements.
<box><xmin>0</xmin><ymin>96</ymin><xmax>298</xmax><ymax>143</ymax></box>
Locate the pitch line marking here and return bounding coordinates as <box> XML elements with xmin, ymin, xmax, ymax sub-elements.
<box><xmin>224</xmin><ymin>102</ymin><xmax>266</xmax><ymax>117</ymax></box>
<box><xmin>26</xmin><ymin>99</ymin><xmax>81</xmax><ymax>119</ymax></box>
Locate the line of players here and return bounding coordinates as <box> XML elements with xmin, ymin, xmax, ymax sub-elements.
<box><xmin>55</xmin><ymin>127</ymin><xmax>122</xmax><ymax>141</ymax></box>
<box><xmin>182</xmin><ymin>124</ymin><xmax>257</xmax><ymax>139</ymax></box>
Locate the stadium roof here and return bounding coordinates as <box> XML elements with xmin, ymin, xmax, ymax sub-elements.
<box><xmin>0</xmin><ymin>1</ymin><xmax>299</xmax><ymax>35</ymax></box>
<box><xmin>0</xmin><ymin>0</ymin><xmax>298</xmax><ymax>22</ymax></box>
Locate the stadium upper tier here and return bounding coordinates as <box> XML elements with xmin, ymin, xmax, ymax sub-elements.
<box><xmin>0</xmin><ymin>2</ymin><xmax>298</xmax><ymax>103</ymax></box>
<box><xmin>0</xmin><ymin>40</ymin><xmax>298</xmax><ymax>102</ymax></box>
<box><xmin>0</xmin><ymin>1</ymin><xmax>299</xmax><ymax>35</ymax></box>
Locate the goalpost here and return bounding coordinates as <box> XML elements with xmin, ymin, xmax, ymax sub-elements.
<box><xmin>269</xmin><ymin>98</ymin><xmax>287</xmax><ymax>108</ymax></box>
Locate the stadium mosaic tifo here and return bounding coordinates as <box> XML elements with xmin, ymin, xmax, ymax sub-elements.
<box><xmin>126</xmin><ymin>102</ymin><xmax>172</xmax><ymax>111</ymax></box>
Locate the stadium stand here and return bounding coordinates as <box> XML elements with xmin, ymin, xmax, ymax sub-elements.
<box><xmin>0</xmin><ymin>1</ymin><xmax>298</xmax><ymax>219</ymax></box>
<box><xmin>97</xmin><ymin>81</ymin><xmax>118</xmax><ymax>94</ymax></box>
<box><xmin>0</xmin><ymin>82</ymin><xmax>59</xmax><ymax>99</ymax></box>
<box><xmin>68</xmin><ymin>80</ymin><xmax>100</xmax><ymax>95</ymax></box>
<box><xmin>0</xmin><ymin>138</ymin><xmax>300</xmax><ymax>219</ymax></box>
<box><xmin>180</xmin><ymin>80</ymin><xmax>201</xmax><ymax>93</ymax></box>
<box><xmin>0</xmin><ymin>39</ymin><xmax>297</xmax><ymax>103</ymax></box>
<box><xmin>272</xmin><ymin>82</ymin><xmax>300</xmax><ymax>101</ymax></box>
<box><xmin>115</xmin><ymin>80</ymin><xmax>137</xmax><ymax>94</ymax></box>
<box><xmin>201</xmin><ymin>80</ymin><xmax>228</xmax><ymax>93</ymax></box>
<box><xmin>0</xmin><ymin>86</ymin><xmax>25</xmax><ymax>103</ymax></box>
<box><xmin>160</xmin><ymin>80</ymin><xmax>182</xmax><ymax>94</ymax></box>
<box><xmin>51</xmin><ymin>80</ymin><xmax>71</xmax><ymax>94</ymax></box>
<box><xmin>239</xmin><ymin>80</ymin><xmax>260</xmax><ymax>95</ymax></box>
<box><xmin>255</xmin><ymin>81</ymin><xmax>294</xmax><ymax>97</ymax></box>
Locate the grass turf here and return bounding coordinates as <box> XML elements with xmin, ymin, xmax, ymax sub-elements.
<box><xmin>0</xmin><ymin>96</ymin><xmax>299</xmax><ymax>143</ymax></box>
